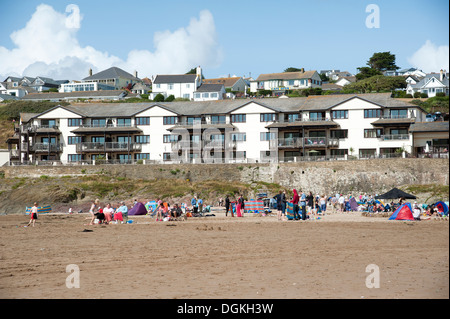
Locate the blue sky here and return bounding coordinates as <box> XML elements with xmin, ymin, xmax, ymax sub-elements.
<box><xmin>0</xmin><ymin>0</ymin><xmax>448</xmax><ymax>80</ymax></box>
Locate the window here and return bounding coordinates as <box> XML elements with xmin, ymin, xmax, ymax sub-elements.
<box><xmin>135</xmin><ymin>117</ymin><xmax>150</xmax><ymax>125</ymax></box>
<box><xmin>285</xmin><ymin>113</ymin><xmax>300</xmax><ymax>122</ymax></box>
<box><xmin>260</xmin><ymin>132</ymin><xmax>277</xmax><ymax>141</ymax></box>
<box><xmin>163</xmin><ymin>135</ymin><xmax>179</xmax><ymax>143</ymax></box>
<box><xmin>163</xmin><ymin>153</ymin><xmax>171</xmax><ymax>161</ymax></box>
<box><xmin>331</xmin><ymin>110</ymin><xmax>348</xmax><ymax>119</ymax></box>
<box><xmin>194</xmin><ymin>93</ymin><xmax>201</xmax><ymax>99</ymax></box>
<box><xmin>155</xmin><ymin>84</ymin><xmax>160</xmax><ymax>89</ymax></box>
<box><xmin>187</xmin><ymin>117</ymin><xmax>202</xmax><ymax>125</ymax></box>
<box><xmin>330</xmin><ymin>130</ymin><xmax>348</xmax><ymax>139</ymax></box>
<box><xmin>118</xmin><ymin>154</ymin><xmax>131</xmax><ymax>163</ymax></box>
<box><xmin>135</xmin><ymin>153</ymin><xmax>150</xmax><ymax>160</ymax></box>
<box><xmin>135</xmin><ymin>135</ymin><xmax>149</xmax><ymax>144</ymax></box>
<box><xmin>91</xmin><ymin>118</ymin><xmax>106</xmax><ymax>127</ymax></box>
<box><xmin>231</xmin><ymin>114</ymin><xmax>246</xmax><ymax>123</ymax></box>
<box><xmin>202</xmin><ymin>93</ymin><xmax>209</xmax><ymax>98</ymax></box>
<box><xmin>231</xmin><ymin>133</ymin><xmax>246</xmax><ymax>141</ymax></box>
<box><xmin>68</xmin><ymin>154</ymin><xmax>82</xmax><ymax>162</ymax></box>
<box><xmin>211</xmin><ymin>115</ymin><xmax>226</xmax><ymax>124</ymax></box>
<box><xmin>390</xmin><ymin>109</ymin><xmax>407</xmax><ymax>119</ymax></box>
<box><xmin>309</xmin><ymin>112</ymin><xmax>325</xmax><ymax>121</ymax></box>
<box><xmin>117</xmin><ymin>136</ymin><xmax>131</xmax><ymax>143</ymax></box>
<box><xmin>91</xmin><ymin>136</ymin><xmax>105</xmax><ymax>143</ymax></box>
<box><xmin>331</xmin><ymin>149</ymin><xmax>348</xmax><ymax>156</ymax></box>
<box><xmin>168</xmin><ymin>83</ymin><xmax>174</xmax><ymax>90</ymax></box>
<box><xmin>288</xmin><ymin>80</ymin><xmax>295</xmax><ymax>86</ymax></box>
<box><xmin>186</xmin><ymin>84</ymin><xmax>190</xmax><ymax>89</ymax></box>
<box><xmin>210</xmin><ymin>93</ymin><xmax>218</xmax><ymax>98</ymax></box>
<box><xmin>364</xmin><ymin>109</ymin><xmax>382</xmax><ymax>118</ymax></box>
<box><xmin>68</xmin><ymin>136</ymin><xmax>81</xmax><ymax>144</ymax></box>
<box><xmin>232</xmin><ymin>151</ymin><xmax>246</xmax><ymax>159</ymax></box>
<box><xmin>183</xmin><ymin>93</ymin><xmax>190</xmax><ymax>99</ymax></box>
<box><xmin>390</xmin><ymin>129</ymin><xmax>408</xmax><ymax>135</ymax></box>
<box><xmin>364</xmin><ymin>129</ymin><xmax>383</xmax><ymax>138</ymax></box>
<box><xmin>41</xmin><ymin>119</ymin><xmax>56</xmax><ymax>128</ymax></box>
<box><xmin>68</xmin><ymin>118</ymin><xmax>82</xmax><ymax>126</ymax></box>
<box><xmin>117</xmin><ymin>118</ymin><xmax>131</xmax><ymax>127</ymax></box>
<box><xmin>163</xmin><ymin>116</ymin><xmax>177</xmax><ymax>125</ymax></box>
<box><xmin>260</xmin><ymin>113</ymin><xmax>277</xmax><ymax>122</ymax></box>
<box><xmin>359</xmin><ymin>149</ymin><xmax>376</xmax><ymax>158</ymax></box>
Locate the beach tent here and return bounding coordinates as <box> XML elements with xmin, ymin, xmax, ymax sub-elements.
<box><xmin>145</xmin><ymin>201</ymin><xmax>157</xmax><ymax>212</ymax></box>
<box><xmin>349</xmin><ymin>197</ymin><xmax>359</xmax><ymax>211</ymax></box>
<box><xmin>26</xmin><ymin>205</ymin><xmax>51</xmax><ymax>214</ymax></box>
<box><xmin>375</xmin><ymin>188</ymin><xmax>416</xmax><ymax>200</ymax></box>
<box><xmin>389</xmin><ymin>203</ymin><xmax>414</xmax><ymax>221</ymax></box>
<box><xmin>128</xmin><ymin>202</ymin><xmax>147</xmax><ymax>216</ymax></box>
<box><xmin>435</xmin><ymin>201</ymin><xmax>449</xmax><ymax>215</ymax></box>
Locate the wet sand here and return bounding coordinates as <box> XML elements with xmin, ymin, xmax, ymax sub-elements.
<box><xmin>0</xmin><ymin>211</ymin><xmax>448</xmax><ymax>299</ymax></box>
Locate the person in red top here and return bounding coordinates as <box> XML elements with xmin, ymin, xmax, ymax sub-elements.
<box><xmin>292</xmin><ymin>189</ymin><xmax>300</xmax><ymax>220</ymax></box>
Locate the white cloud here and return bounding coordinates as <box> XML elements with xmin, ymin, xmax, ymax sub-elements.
<box><xmin>407</xmin><ymin>40</ymin><xmax>449</xmax><ymax>73</ymax></box>
<box><xmin>0</xmin><ymin>4</ymin><xmax>222</xmax><ymax>80</ymax></box>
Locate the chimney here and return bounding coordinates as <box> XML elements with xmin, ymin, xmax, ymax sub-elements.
<box><xmin>196</xmin><ymin>66</ymin><xmax>202</xmax><ymax>79</ymax></box>
<box><xmin>300</xmin><ymin>68</ymin><xmax>305</xmax><ymax>73</ymax></box>
<box><xmin>440</xmin><ymin>69</ymin><xmax>444</xmax><ymax>81</ymax></box>
<box><xmin>89</xmin><ymin>68</ymin><xmax>92</xmax><ymax>76</ymax></box>
<box><xmin>134</xmin><ymin>70</ymin><xmax>138</xmax><ymax>78</ymax></box>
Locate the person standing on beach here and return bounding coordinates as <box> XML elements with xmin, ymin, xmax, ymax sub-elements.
<box><xmin>225</xmin><ymin>195</ymin><xmax>233</xmax><ymax>217</ymax></box>
<box><xmin>299</xmin><ymin>190</ymin><xmax>307</xmax><ymax>220</ymax></box>
<box><xmin>26</xmin><ymin>202</ymin><xmax>39</xmax><ymax>227</ymax></box>
<box><xmin>87</xmin><ymin>199</ymin><xmax>100</xmax><ymax>225</ymax></box>
<box><xmin>292</xmin><ymin>189</ymin><xmax>300</xmax><ymax>220</ymax></box>
<box><xmin>274</xmin><ymin>191</ymin><xmax>283</xmax><ymax>220</ymax></box>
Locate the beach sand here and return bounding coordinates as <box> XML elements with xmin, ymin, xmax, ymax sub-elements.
<box><xmin>0</xmin><ymin>210</ymin><xmax>448</xmax><ymax>299</ymax></box>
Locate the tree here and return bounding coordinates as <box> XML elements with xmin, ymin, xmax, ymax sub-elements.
<box><xmin>356</xmin><ymin>67</ymin><xmax>382</xmax><ymax>81</ymax></box>
<box><xmin>367</xmin><ymin>52</ymin><xmax>399</xmax><ymax>72</ymax></box>
<box><xmin>284</xmin><ymin>67</ymin><xmax>302</xmax><ymax>72</ymax></box>
<box><xmin>186</xmin><ymin>67</ymin><xmax>205</xmax><ymax>79</ymax></box>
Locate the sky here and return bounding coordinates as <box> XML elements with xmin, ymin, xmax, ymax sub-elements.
<box><xmin>0</xmin><ymin>0</ymin><xmax>448</xmax><ymax>81</ymax></box>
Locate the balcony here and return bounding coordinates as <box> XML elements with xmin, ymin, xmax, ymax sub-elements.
<box><xmin>270</xmin><ymin>137</ymin><xmax>302</xmax><ymax>149</ymax></box>
<box><xmin>76</xmin><ymin>142</ymin><xmax>142</xmax><ymax>153</ymax></box>
<box><xmin>379</xmin><ymin>134</ymin><xmax>410</xmax><ymax>141</ymax></box>
<box><xmin>304</xmin><ymin>137</ymin><xmax>339</xmax><ymax>147</ymax></box>
<box><xmin>21</xmin><ymin>125</ymin><xmax>60</xmax><ymax>135</ymax></box>
<box><xmin>30</xmin><ymin>143</ymin><xmax>64</xmax><ymax>153</ymax></box>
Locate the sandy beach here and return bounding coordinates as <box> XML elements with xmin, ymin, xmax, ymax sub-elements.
<box><xmin>0</xmin><ymin>210</ymin><xmax>448</xmax><ymax>299</ymax></box>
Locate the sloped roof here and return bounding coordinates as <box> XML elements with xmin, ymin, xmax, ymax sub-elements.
<box><xmin>21</xmin><ymin>90</ymin><xmax>126</xmax><ymax>100</ymax></box>
<box><xmin>409</xmin><ymin>121</ymin><xmax>449</xmax><ymax>133</ymax></box>
<box><xmin>153</xmin><ymin>74</ymin><xmax>197</xmax><ymax>84</ymax></box>
<box><xmin>194</xmin><ymin>84</ymin><xmax>224</xmax><ymax>92</ymax></box>
<box><xmin>203</xmin><ymin>77</ymin><xmax>242</xmax><ymax>87</ymax></box>
<box><xmin>83</xmin><ymin>67</ymin><xmax>140</xmax><ymax>81</ymax></box>
<box><xmin>255</xmin><ymin>70</ymin><xmax>318</xmax><ymax>82</ymax></box>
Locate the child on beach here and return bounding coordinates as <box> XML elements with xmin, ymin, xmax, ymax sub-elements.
<box><xmin>26</xmin><ymin>202</ymin><xmax>39</xmax><ymax>227</ymax></box>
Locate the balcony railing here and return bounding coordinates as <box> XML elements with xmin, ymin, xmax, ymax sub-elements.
<box><xmin>30</xmin><ymin>143</ymin><xmax>64</xmax><ymax>152</ymax></box>
<box><xmin>379</xmin><ymin>134</ymin><xmax>409</xmax><ymax>141</ymax></box>
<box><xmin>76</xmin><ymin>142</ymin><xmax>142</xmax><ymax>152</ymax></box>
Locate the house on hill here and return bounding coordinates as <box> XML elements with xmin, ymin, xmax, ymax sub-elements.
<box><xmin>250</xmin><ymin>69</ymin><xmax>322</xmax><ymax>96</ymax></box>
<box><xmin>203</xmin><ymin>77</ymin><xmax>248</xmax><ymax>93</ymax></box>
<box><xmin>149</xmin><ymin>66</ymin><xmax>203</xmax><ymax>100</ymax></box>
<box><xmin>82</xmin><ymin>67</ymin><xmax>142</xmax><ymax>90</ymax></box>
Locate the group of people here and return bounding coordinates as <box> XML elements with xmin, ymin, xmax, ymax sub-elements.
<box><xmin>85</xmin><ymin>199</ymin><xmax>130</xmax><ymax>225</ymax></box>
<box><xmin>223</xmin><ymin>194</ymin><xmax>246</xmax><ymax>217</ymax></box>
<box><xmin>271</xmin><ymin>190</ymin><xmax>328</xmax><ymax>221</ymax></box>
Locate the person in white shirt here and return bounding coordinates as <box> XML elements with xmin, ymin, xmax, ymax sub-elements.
<box><xmin>338</xmin><ymin>194</ymin><xmax>345</xmax><ymax>212</ymax></box>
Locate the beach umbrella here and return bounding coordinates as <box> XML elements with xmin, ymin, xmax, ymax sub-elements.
<box><xmin>375</xmin><ymin>187</ymin><xmax>416</xmax><ymax>200</ymax></box>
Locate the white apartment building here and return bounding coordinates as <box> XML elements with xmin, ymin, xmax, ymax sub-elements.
<box><xmin>7</xmin><ymin>93</ymin><xmax>447</xmax><ymax>166</ymax></box>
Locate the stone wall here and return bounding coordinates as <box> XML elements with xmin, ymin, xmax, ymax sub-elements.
<box><xmin>2</xmin><ymin>158</ymin><xmax>448</xmax><ymax>195</ymax></box>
